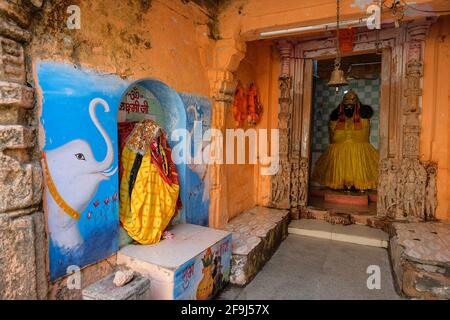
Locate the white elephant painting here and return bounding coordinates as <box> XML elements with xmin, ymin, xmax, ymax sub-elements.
<box><xmin>44</xmin><ymin>98</ymin><xmax>117</xmax><ymax>251</ymax></box>
<box><xmin>38</xmin><ymin>61</ymin><xmax>127</xmax><ymax>280</ymax></box>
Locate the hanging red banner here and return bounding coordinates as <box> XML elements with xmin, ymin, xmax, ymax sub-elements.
<box><xmin>338</xmin><ymin>28</ymin><xmax>355</xmax><ymax>53</ymax></box>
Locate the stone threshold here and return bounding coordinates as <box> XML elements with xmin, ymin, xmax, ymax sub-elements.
<box><xmin>300</xmin><ymin>206</ymin><xmax>391</xmax><ymax>232</ymax></box>
<box><xmin>289</xmin><ymin>219</ymin><xmax>389</xmax><ymax>248</ymax></box>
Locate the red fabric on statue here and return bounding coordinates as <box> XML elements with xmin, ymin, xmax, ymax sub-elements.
<box><xmin>149</xmin><ymin>133</ymin><xmax>182</xmax><ymax>211</ymax></box>
<box><xmin>118</xmin><ymin>121</ymin><xmax>138</xmax><ymax>183</ymax></box>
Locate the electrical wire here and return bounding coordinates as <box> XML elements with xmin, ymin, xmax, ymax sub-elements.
<box><xmin>401</xmin><ymin>0</ymin><xmax>450</xmax><ymax>14</ymax></box>
<box><xmin>383</xmin><ymin>0</ymin><xmax>450</xmax><ymax>14</ymax></box>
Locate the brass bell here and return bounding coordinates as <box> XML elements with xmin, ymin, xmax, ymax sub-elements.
<box><xmin>328</xmin><ymin>64</ymin><xmax>348</xmax><ymax>87</ymax></box>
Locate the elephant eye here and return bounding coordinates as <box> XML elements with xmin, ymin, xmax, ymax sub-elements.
<box><xmin>75</xmin><ymin>153</ymin><xmax>86</xmax><ymax>161</ymax></box>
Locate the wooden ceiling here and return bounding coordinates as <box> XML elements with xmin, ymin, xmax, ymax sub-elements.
<box><xmin>316</xmin><ymin>53</ymin><xmax>382</xmax><ymax>80</ymax></box>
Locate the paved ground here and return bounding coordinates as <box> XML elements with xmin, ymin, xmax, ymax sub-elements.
<box><xmin>217</xmin><ymin>234</ymin><xmax>402</xmax><ymax>300</ymax></box>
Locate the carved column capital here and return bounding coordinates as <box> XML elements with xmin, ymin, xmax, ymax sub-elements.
<box><xmin>277</xmin><ymin>40</ymin><xmax>293</xmax><ymax>77</ymax></box>
<box><xmin>405</xmin><ymin>21</ymin><xmax>431</xmax><ymax>63</ymax></box>
<box><xmin>208</xmin><ymin>70</ymin><xmax>236</xmax><ymax>103</ymax></box>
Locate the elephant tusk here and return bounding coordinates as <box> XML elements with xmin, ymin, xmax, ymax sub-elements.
<box><xmin>102</xmin><ymin>167</ymin><xmax>118</xmax><ymax>177</ymax></box>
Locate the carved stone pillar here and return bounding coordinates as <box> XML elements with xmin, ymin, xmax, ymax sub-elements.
<box><xmin>270</xmin><ymin>41</ymin><xmax>292</xmax><ymax>209</ymax></box>
<box><xmin>0</xmin><ymin>0</ymin><xmax>47</xmax><ymax>299</ymax></box>
<box><xmin>377</xmin><ymin>22</ymin><xmax>437</xmax><ymax>222</ymax></box>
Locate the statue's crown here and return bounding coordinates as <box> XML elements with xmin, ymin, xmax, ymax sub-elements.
<box><xmin>343</xmin><ymin>90</ymin><xmax>359</xmax><ymax>105</ymax></box>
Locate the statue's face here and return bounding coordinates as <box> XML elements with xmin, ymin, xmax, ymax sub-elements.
<box><xmin>344</xmin><ymin>104</ymin><xmax>355</xmax><ymax>118</ymax></box>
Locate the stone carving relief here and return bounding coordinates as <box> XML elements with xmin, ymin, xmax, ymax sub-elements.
<box><xmin>377</xmin><ymin>22</ymin><xmax>438</xmax><ymax>221</ymax></box>
<box><xmin>424</xmin><ymin>162</ymin><xmax>437</xmax><ymax>221</ymax></box>
<box><xmin>377</xmin><ymin>158</ymin><xmax>436</xmax><ymax>221</ymax></box>
<box><xmin>404</xmin><ymin>60</ymin><xmax>423</xmax><ymax>114</ymax></box>
<box><xmin>402</xmin><ymin>126</ymin><xmax>420</xmax><ymax>158</ymax></box>
<box><xmin>290</xmin><ymin>157</ymin><xmax>309</xmax><ymax>209</ymax></box>
<box><xmin>271</xmin><ymin>160</ymin><xmax>290</xmax><ymax>208</ymax></box>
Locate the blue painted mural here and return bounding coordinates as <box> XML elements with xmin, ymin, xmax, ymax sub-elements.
<box><xmin>179</xmin><ymin>93</ymin><xmax>212</xmax><ymax>227</ymax></box>
<box><xmin>38</xmin><ymin>61</ymin><xmax>128</xmax><ymax>280</ymax></box>
<box><xmin>38</xmin><ymin>61</ymin><xmax>212</xmax><ymax>280</ymax></box>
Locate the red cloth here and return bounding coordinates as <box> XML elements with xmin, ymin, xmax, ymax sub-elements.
<box><xmin>150</xmin><ymin>133</ymin><xmax>182</xmax><ymax>211</ymax></box>
<box><xmin>118</xmin><ymin>121</ymin><xmax>138</xmax><ymax>183</ymax></box>
<box><xmin>336</xmin><ymin>103</ymin><xmax>362</xmax><ymax>130</ymax></box>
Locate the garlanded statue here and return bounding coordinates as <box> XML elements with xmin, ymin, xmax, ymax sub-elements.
<box><xmin>312</xmin><ymin>90</ymin><xmax>379</xmax><ymax>191</ymax></box>
<box><xmin>246</xmin><ymin>82</ymin><xmax>263</xmax><ymax>125</ymax></box>
<box><xmin>232</xmin><ymin>81</ymin><xmax>247</xmax><ymax>127</ymax></box>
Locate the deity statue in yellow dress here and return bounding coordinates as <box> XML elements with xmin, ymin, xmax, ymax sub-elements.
<box><xmin>312</xmin><ymin>90</ymin><xmax>379</xmax><ymax>191</ymax></box>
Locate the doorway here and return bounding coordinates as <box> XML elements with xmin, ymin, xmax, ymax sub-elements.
<box><xmin>308</xmin><ymin>53</ymin><xmax>381</xmax><ymax>216</ymax></box>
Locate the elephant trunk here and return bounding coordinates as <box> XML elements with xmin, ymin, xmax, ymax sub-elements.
<box><xmin>89</xmin><ymin>98</ymin><xmax>115</xmax><ymax>173</ymax></box>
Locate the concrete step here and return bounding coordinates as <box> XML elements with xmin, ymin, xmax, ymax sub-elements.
<box><xmin>222</xmin><ymin>206</ymin><xmax>289</xmax><ymax>286</ymax></box>
<box><xmin>289</xmin><ymin>219</ymin><xmax>389</xmax><ymax>248</ymax></box>
<box><xmin>117</xmin><ymin>223</ymin><xmax>232</xmax><ymax>300</ymax></box>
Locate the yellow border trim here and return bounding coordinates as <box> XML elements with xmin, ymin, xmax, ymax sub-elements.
<box><xmin>42</xmin><ymin>153</ymin><xmax>81</xmax><ymax>220</ymax></box>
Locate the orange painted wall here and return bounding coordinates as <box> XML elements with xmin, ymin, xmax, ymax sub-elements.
<box><xmin>226</xmin><ymin>45</ymin><xmax>257</xmax><ymax>220</ymax></box>
<box><xmin>421</xmin><ymin>15</ymin><xmax>450</xmax><ymax>221</ymax></box>
<box><xmin>31</xmin><ymin>0</ymin><xmax>214</xmax><ymax>96</ymax></box>
<box><xmin>226</xmin><ymin>41</ymin><xmax>280</xmax><ymax>219</ymax></box>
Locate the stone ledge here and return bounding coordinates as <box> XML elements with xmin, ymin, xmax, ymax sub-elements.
<box><xmin>82</xmin><ymin>273</ymin><xmax>151</xmax><ymax>300</ymax></box>
<box><xmin>228</xmin><ymin>232</ymin><xmax>263</xmax><ymax>286</ymax></box>
<box><xmin>390</xmin><ymin>222</ymin><xmax>450</xmax><ymax>299</ymax></box>
<box><xmin>223</xmin><ymin>206</ymin><xmax>289</xmax><ymax>286</ymax></box>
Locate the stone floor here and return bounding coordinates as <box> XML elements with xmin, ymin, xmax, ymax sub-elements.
<box><xmin>217</xmin><ymin>234</ymin><xmax>402</xmax><ymax>300</ymax></box>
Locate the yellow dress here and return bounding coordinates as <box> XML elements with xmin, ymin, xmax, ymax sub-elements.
<box><xmin>312</xmin><ymin>117</ymin><xmax>379</xmax><ymax>190</ymax></box>
<box><xmin>120</xmin><ymin>145</ymin><xmax>180</xmax><ymax>244</ymax></box>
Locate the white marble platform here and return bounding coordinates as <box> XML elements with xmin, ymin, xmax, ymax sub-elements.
<box><xmin>117</xmin><ymin>223</ymin><xmax>232</xmax><ymax>300</ymax></box>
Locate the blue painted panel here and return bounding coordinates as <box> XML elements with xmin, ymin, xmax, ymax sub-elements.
<box><xmin>38</xmin><ymin>61</ymin><xmax>128</xmax><ymax>281</ymax></box>
<box><xmin>179</xmin><ymin>93</ymin><xmax>212</xmax><ymax>227</ymax></box>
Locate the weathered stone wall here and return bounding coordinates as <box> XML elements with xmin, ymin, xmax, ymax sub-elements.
<box><xmin>0</xmin><ymin>0</ymin><xmax>47</xmax><ymax>299</ymax></box>
<box><xmin>29</xmin><ymin>0</ymin><xmax>215</xmax><ymax>95</ymax></box>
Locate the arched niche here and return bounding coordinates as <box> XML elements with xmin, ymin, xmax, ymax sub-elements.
<box><xmin>118</xmin><ymin>79</ymin><xmax>188</xmax><ymax>224</ymax></box>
